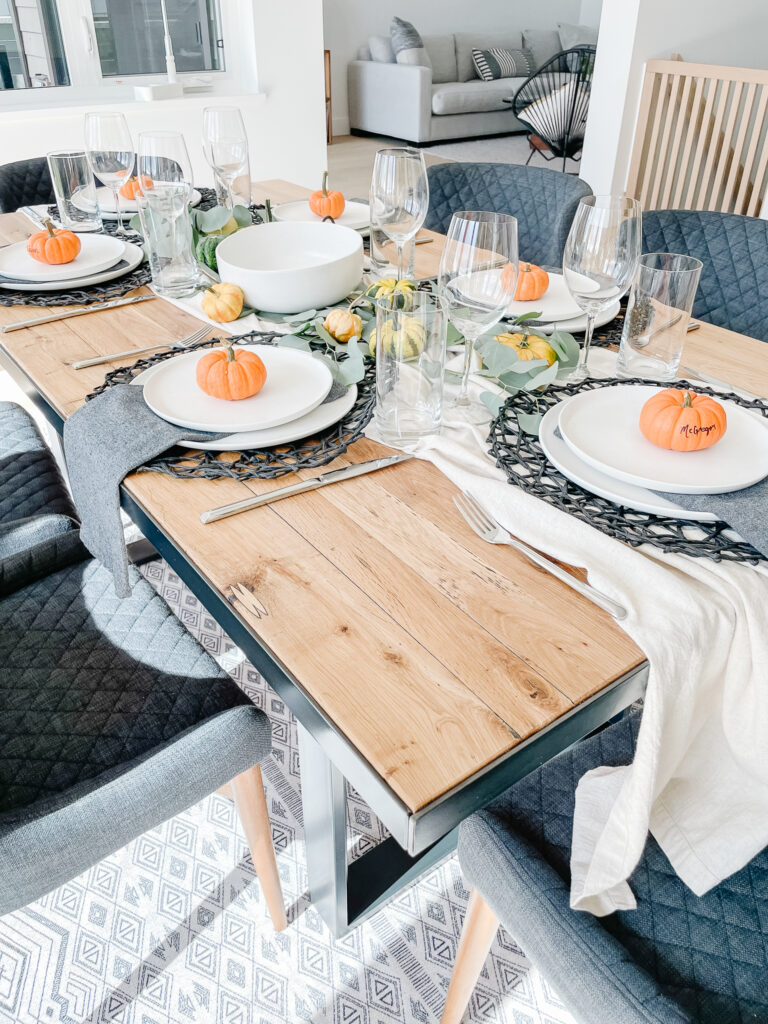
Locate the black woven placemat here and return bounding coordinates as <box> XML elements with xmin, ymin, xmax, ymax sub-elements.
<box><xmin>86</xmin><ymin>330</ymin><xmax>376</xmax><ymax>481</ymax></box>
<box><xmin>487</xmin><ymin>375</ymin><xmax>766</xmax><ymax>564</ymax></box>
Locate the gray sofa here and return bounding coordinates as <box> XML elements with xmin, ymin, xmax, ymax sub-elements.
<box><xmin>348</xmin><ymin>29</ymin><xmax>563</xmax><ymax>144</ymax></box>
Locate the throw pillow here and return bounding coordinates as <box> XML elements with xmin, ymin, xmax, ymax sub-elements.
<box><xmin>522</xmin><ymin>28</ymin><xmax>562</xmax><ymax>69</ymax></box>
<box><xmin>558</xmin><ymin>22</ymin><xmax>599</xmax><ymax>49</ymax></box>
<box><xmin>390</xmin><ymin>16</ymin><xmax>432</xmax><ymax>69</ymax></box>
<box><xmin>472</xmin><ymin>47</ymin><xmax>535</xmax><ymax>82</ymax></box>
<box><xmin>368</xmin><ymin>34</ymin><xmax>395</xmax><ymax>63</ymax></box>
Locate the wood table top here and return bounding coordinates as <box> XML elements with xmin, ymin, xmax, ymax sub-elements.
<box><xmin>1</xmin><ymin>182</ymin><xmax>761</xmax><ymax>816</ymax></box>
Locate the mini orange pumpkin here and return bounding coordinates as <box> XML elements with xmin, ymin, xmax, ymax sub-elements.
<box><xmin>639</xmin><ymin>388</ymin><xmax>727</xmax><ymax>452</ymax></box>
<box><xmin>26</xmin><ymin>219</ymin><xmax>81</xmax><ymax>265</ymax></box>
<box><xmin>119</xmin><ymin>174</ymin><xmax>153</xmax><ymax>200</ymax></box>
<box><xmin>196</xmin><ymin>343</ymin><xmax>267</xmax><ymax>401</ymax></box>
<box><xmin>501</xmin><ymin>261</ymin><xmax>549</xmax><ymax>301</ymax></box>
<box><xmin>308</xmin><ymin>171</ymin><xmax>345</xmax><ymax>220</ymax></box>
<box><xmin>200</xmin><ymin>282</ymin><xmax>245</xmax><ymax>323</ymax></box>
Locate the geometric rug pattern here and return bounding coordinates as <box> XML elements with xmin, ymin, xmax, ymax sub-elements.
<box><xmin>0</xmin><ymin>558</ymin><xmax>575</xmax><ymax>1024</ymax></box>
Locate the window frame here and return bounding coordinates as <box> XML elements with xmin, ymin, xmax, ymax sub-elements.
<box><xmin>0</xmin><ymin>0</ymin><xmax>242</xmax><ymax>110</ymax></box>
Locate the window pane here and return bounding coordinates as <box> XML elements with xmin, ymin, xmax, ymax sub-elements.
<box><xmin>0</xmin><ymin>0</ymin><xmax>69</xmax><ymax>90</ymax></box>
<box><xmin>90</xmin><ymin>0</ymin><xmax>225</xmax><ymax>78</ymax></box>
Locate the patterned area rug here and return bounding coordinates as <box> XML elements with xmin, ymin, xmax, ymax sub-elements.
<box><xmin>0</xmin><ymin>558</ymin><xmax>575</xmax><ymax>1024</ymax></box>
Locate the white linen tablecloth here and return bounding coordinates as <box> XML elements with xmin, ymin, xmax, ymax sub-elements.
<box><xmin>370</xmin><ymin>348</ymin><xmax>768</xmax><ymax>915</ymax></box>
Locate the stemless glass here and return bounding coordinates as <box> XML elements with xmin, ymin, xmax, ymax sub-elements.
<box><xmin>562</xmin><ymin>195</ymin><xmax>642</xmax><ymax>382</ymax></box>
<box><xmin>369</xmin><ymin>147</ymin><xmax>428</xmax><ymax>281</ymax></box>
<box><xmin>438</xmin><ymin>211</ymin><xmax>518</xmax><ymax>423</ymax></box>
<box><xmin>84</xmin><ymin>111</ymin><xmax>134</xmax><ymax>236</ymax></box>
<box><xmin>137</xmin><ymin>131</ymin><xmax>199</xmax><ymax>297</ymax></box>
<box><xmin>202</xmin><ymin>106</ymin><xmax>250</xmax><ymax>210</ymax></box>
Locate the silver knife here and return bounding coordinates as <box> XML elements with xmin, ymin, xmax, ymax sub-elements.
<box><xmin>1</xmin><ymin>293</ymin><xmax>156</xmax><ymax>333</ymax></box>
<box><xmin>201</xmin><ymin>453</ymin><xmax>414</xmax><ymax>524</ymax></box>
<box><xmin>18</xmin><ymin>206</ymin><xmax>46</xmax><ymax>229</ymax></box>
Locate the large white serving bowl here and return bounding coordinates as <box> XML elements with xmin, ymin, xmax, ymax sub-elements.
<box><xmin>215</xmin><ymin>221</ymin><xmax>364</xmax><ymax>314</ymax></box>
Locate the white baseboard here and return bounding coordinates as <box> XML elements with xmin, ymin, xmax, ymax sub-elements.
<box><xmin>332</xmin><ymin>115</ymin><xmax>350</xmax><ymax>138</ymax></box>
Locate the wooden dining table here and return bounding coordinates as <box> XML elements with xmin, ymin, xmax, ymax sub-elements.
<box><xmin>1</xmin><ymin>179</ymin><xmax>765</xmax><ymax>937</ymax></box>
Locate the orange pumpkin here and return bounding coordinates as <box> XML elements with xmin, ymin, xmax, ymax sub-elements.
<box><xmin>501</xmin><ymin>261</ymin><xmax>549</xmax><ymax>301</ymax></box>
<box><xmin>119</xmin><ymin>174</ymin><xmax>153</xmax><ymax>200</ymax></box>
<box><xmin>196</xmin><ymin>344</ymin><xmax>267</xmax><ymax>401</ymax></box>
<box><xmin>308</xmin><ymin>171</ymin><xmax>345</xmax><ymax>220</ymax></box>
<box><xmin>639</xmin><ymin>388</ymin><xmax>727</xmax><ymax>452</ymax></box>
<box><xmin>26</xmin><ymin>219</ymin><xmax>81</xmax><ymax>265</ymax></box>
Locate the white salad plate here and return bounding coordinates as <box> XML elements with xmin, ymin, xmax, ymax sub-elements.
<box><xmin>133</xmin><ymin>362</ymin><xmax>357</xmax><ymax>450</ymax></box>
<box><xmin>0</xmin><ymin>233</ymin><xmax>125</xmax><ymax>283</ymax></box>
<box><xmin>504</xmin><ymin>271</ymin><xmax>586</xmax><ymax>322</ymax></box>
<box><xmin>539</xmin><ymin>400</ymin><xmax>719</xmax><ymax>522</ymax></box>
<box><xmin>557</xmin><ymin>384</ymin><xmax>768</xmax><ymax>495</ymax></box>
<box><xmin>142</xmin><ymin>344</ymin><xmax>334</xmax><ymax>433</ymax></box>
<box><xmin>94</xmin><ymin>186</ymin><xmax>202</xmax><ymax>217</ymax></box>
<box><xmin>505</xmin><ymin>300</ymin><xmax>622</xmax><ymax>336</ymax></box>
<box><xmin>0</xmin><ymin>242</ymin><xmax>144</xmax><ymax>292</ymax></box>
<box><xmin>273</xmin><ymin>199</ymin><xmax>370</xmax><ymax>233</ymax></box>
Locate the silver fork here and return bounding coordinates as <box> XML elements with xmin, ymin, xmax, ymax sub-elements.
<box><xmin>453</xmin><ymin>490</ymin><xmax>627</xmax><ymax>620</ymax></box>
<box><xmin>72</xmin><ymin>324</ymin><xmax>211</xmax><ymax>369</ymax></box>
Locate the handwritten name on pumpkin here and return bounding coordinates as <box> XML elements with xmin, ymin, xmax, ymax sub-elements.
<box><xmin>679</xmin><ymin>422</ymin><xmax>718</xmax><ymax>438</ymax></box>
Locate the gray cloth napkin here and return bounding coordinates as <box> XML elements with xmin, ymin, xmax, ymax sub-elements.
<box><xmin>654</xmin><ymin>481</ymin><xmax>768</xmax><ymax>557</ymax></box>
<box><xmin>64</xmin><ymin>378</ymin><xmax>350</xmax><ymax>597</ymax></box>
<box><xmin>64</xmin><ymin>384</ymin><xmax>226</xmax><ymax>598</ymax></box>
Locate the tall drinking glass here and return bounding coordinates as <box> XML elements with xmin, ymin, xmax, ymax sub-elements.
<box><xmin>562</xmin><ymin>195</ymin><xmax>642</xmax><ymax>382</ymax></box>
<box><xmin>84</xmin><ymin>111</ymin><xmax>134</xmax><ymax>236</ymax></box>
<box><xmin>137</xmin><ymin>131</ymin><xmax>199</xmax><ymax>297</ymax></box>
<box><xmin>438</xmin><ymin>211</ymin><xmax>518</xmax><ymax>423</ymax></box>
<box><xmin>202</xmin><ymin>106</ymin><xmax>250</xmax><ymax>210</ymax></box>
<box><xmin>616</xmin><ymin>252</ymin><xmax>703</xmax><ymax>380</ymax></box>
<box><xmin>47</xmin><ymin>151</ymin><xmax>102</xmax><ymax>232</ymax></box>
<box><xmin>370</xmin><ymin>147</ymin><xmax>428</xmax><ymax>282</ymax></box>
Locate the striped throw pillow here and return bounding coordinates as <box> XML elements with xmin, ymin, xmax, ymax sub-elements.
<box><xmin>472</xmin><ymin>47</ymin><xmax>534</xmax><ymax>81</ymax></box>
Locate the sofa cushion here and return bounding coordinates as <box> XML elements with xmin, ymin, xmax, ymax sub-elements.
<box><xmin>369</xmin><ymin>34</ymin><xmax>394</xmax><ymax>63</ymax></box>
<box><xmin>391</xmin><ymin>16</ymin><xmax>432</xmax><ymax>69</ymax></box>
<box><xmin>422</xmin><ymin>34</ymin><xmax>457</xmax><ymax>84</ymax></box>
<box><xmin>472</xmin><ymin>46</ymin><xmax>535</xmax><ymax>82</ymax></box>
<box><xmin>432</xmin><ymin>78</ymin><xmax>524</xmax><ymax>116</ymax></box>
<box><xmin>523</xmin><ymin>28</ymin><xmax>562</xmax><ymax>69</ymax></box>
<box><xmin>558</xmin><ymin>21</ymin><xmax>599</xmax><ymax>48</ymax></box>
<box><xmin>455</xmin><ymin>31</ymin><xmax>522</xmax><ymax>81</ymax></box>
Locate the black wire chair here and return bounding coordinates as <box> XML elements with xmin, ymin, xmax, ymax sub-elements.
<box><xmin>510</xmin><ymin>45</ymin><xmax>597</xmax><ymax>173</ymax></box>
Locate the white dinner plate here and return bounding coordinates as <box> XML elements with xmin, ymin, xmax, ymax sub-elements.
<box><xmin>142</xmin><ymin>344</ymin><xmax>334</xmax><ymax>433</ymax></box>
<box><xmin>272</xmin><ymin>199</ymin><xmax>370</xmax><ymax>233</ymax></box>
<box><xmin>505</xmin><ymin>300</ymin><xmax>622</xmax><ymax>336</ymax></box>
<box><xmin>557</xmin><ymin>384</ymin><xmax>768</xmax><ymax>494</ymax></box>
<box><xmin>94</xmin><ymin>186</ymin><xmax>202</xmax><ymax>218</ymax></box>
<box><xmin>539</xmin><ymin>400</ymin><xmax>719</xmax><ymax>522</ymax></box>
<box><xmin>133</xmin><ymin>362</ymin><xmax>357</xmax><ymax>449</ymax></box>
<box><xmin>504</xmin><ymin>271</ymin><xmax>585</xmax><ymax>322</ymax></box>
<box><xmin>0</xmin><ymin>233</ymin><xmax>125</xmax><ymax>283</ymax></box>
<box><xmin>0</xmin><ymin>242</ymin><xmax>144</xmax><ymax>292</ymax></box>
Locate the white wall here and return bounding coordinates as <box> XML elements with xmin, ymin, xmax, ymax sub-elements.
<box><xmin>323</xmin><ymin>0</ymin><xmax>582</xmax><ymax>137</ymax></box>
<box><xmin>0</xmin><ymin>0</ymin><xmax>327</xmax><ymax>190</ymax></box>
<box><xmin>580</xmin><ymin>0</ymin><xmax>768</xmax><ymax>195</ymax></box>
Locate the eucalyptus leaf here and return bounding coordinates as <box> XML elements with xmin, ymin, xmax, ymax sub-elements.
<box><xmin>314</xmin><ymin>323</ymin><xmax>337</xmax><ymax>347</ymax></box>
<box><xmin>232</xmin><ymin>205</ymin><xmax>252</xmax><ymax>228</ymax></box>
<box><xmin>197</xmin><ymin>206</ymin><xmax>232</xmax><ymax>233</ymax></box>
<box><xmin>480</xmin><ymin>392</ymin><xmax>505</xmax><ymax>416</ymax></box>
<box><xmin>129</xmin><ymin>213</ymin><xmax>142</xmax><ymax>234</ymax></box>
<box><xmin>237</xmin><ymin>306</ymin><xmax>257</xmax><ymax>319</ymax></box>
<box><xmin>523</xmin><ymin>362</ymin><xmax>560</xmax><ymax>390</ymax></box>
<box><xmin>548</xmin><ymin>329</ymin><xmax>580</xmax><ymax>367</ymax></box>
<box><xmin>335</xmin><ymin>356</ymin><xmax>365</xmax><ymax>386</ymax></box>
<box><xmin>277</xmin><ymin>334</ymin><xmax>313</xmax><ymax>352</ymax></box>
<box><xmin>517</xmin><ymin>412</ymin><xmax>543</xmax><ymax>435</ymax></box>
<box><xmin>446</xmin><ymin>323</ymin><xmax>464</xmax><ymax>345</ymax></box>
<box><xmin>514</xmin><ymin>311</ymin><xmax>544</xmax><ymax>323</ymax></box>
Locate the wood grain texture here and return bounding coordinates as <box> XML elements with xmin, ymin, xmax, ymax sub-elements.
<box><xmin>0</xmin><ymin>188</ymin><xmax>657</xmax><ymax>814</ymax></box>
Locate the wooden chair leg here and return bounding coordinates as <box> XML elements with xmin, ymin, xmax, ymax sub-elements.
<box><xmin>231</xmin><ymin>764</ymin><xmax>288</xmax><ymax>931</ymax></box>
<box><xmin>441</xmin><ymin>888</ymin><xmax>499</xmax><ymax>1024</ymax></box>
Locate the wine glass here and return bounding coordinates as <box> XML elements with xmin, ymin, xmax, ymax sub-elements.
<box><xmin>563</xmin><ymin>195</ymin><xmax>642</xmax><ymax>382</ymax></box>
<box><xmin>84</xmin><ymin>111</ymin><xmax>134</xmax><ymax>236</ymax></box>
<box><xmin>202</xmin><ymin>106</ymin><xmax>250</xmax><ymax>211</ymax></box>
<box><xmin>370</xmin><ymin>147</ymin><xmax>428</xmax><ymax>281</ymax></box>
<box><xmin>438</xmin><ymin>211</ymin><xmax>519</xmax><ymax>423</ymax></box>
<box><xmin>137</xmin><ymin>131</ymin><xmax>198</xmax><ymax>296</ymax></box>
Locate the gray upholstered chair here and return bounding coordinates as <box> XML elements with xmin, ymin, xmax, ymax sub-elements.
<box><xmin>0</xmin><ymin>403</ymin><xmax>286</xmax><ymax>930</ymax></box>
<box><xmin>0</xmin><ymin>157</ymin><xmax>55</xmax><ymax>214</ymax></box>
<box><xmin>425</xmin><ymin>163</ymin><xmax>593</xmax><ymax>268</ymax></box>
<box><xmin>442</xmin><ymin>709</ymin><xmax>768</xmax><ymax>1024</ymax></box>
<box><xmin>642</xmin><ymin>209</ymin><xmax>768</xmax><ymax>343</ymax></box>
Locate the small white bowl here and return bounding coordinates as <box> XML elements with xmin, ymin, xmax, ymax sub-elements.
<box><xmin>215</xmin><ymin>221</ymin><xmax>364</xmax><ymax>314</ymax></box>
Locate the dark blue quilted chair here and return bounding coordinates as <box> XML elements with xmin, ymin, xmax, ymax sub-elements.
<box><xmin>0</xmin><ymin>404</ymin><xmax>286</xmax><ymax>930</ymax></box>
<box><xmin>642</xmin><ymin>210</ymin><xmax>768</xmax><ymax>343</ymax></box>
<box><xmin>443</xmin><ymin>709</ymin><xmax>768</xmax><ymax>1024</ymax></box>
<box><xmin>425</xmin><ymin>163</ymin><xmax>593</xmax><ymax>268</ymax></box>
<box><xmin>0</xmin><ymin>157</ymin><xmax>55</xmax><ymax>214</ymax></box>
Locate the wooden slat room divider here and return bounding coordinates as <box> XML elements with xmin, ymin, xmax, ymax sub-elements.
<box><xmin>627</xmin><ymin>59</ymin><xmax>768</xmax><ymax>217</ymax></box>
